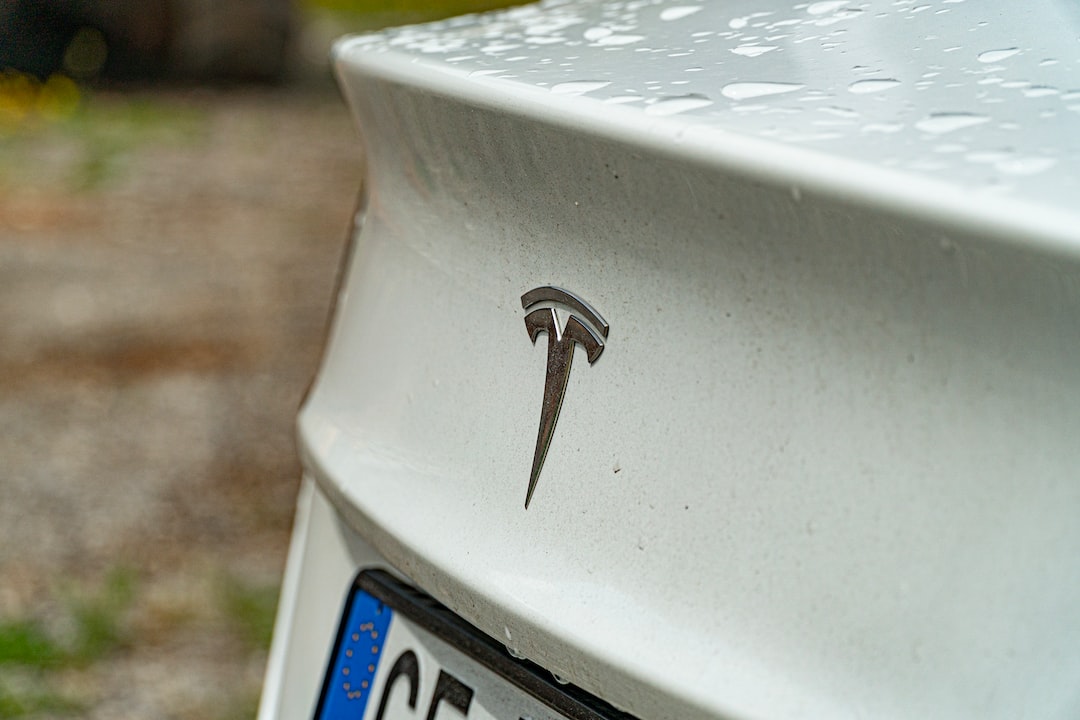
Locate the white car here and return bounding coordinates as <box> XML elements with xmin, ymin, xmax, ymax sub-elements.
<box><xmin>258</xmin><ymin>1</ymin><xmax>1080</xmax><ymax>718</ymax></box>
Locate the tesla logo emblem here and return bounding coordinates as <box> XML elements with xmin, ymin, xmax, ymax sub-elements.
<box><xmin>521</xmin><ymin>286</ymin><xmax>609</xmax><ymax>509</ymax></box>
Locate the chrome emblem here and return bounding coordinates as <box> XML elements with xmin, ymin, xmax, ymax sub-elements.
<box><xmin>521</xmin><ymin>286</ymin><xmax>609</xmax><ymax>509</ymax></box>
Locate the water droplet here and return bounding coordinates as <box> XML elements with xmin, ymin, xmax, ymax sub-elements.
<box><xmin>977</xmin><ymin>47</ymin><xmax>1020</xmax><ymax>63</ymax></box>
<box><xmin>731</xmin><ymin>45</ymin><xmax>778</xmax><ymax>57</ymax></box>
<box><xmin>551</xmin><ymin>80</ymin><xmax>612</xmax><ymax>95</ymax></box>
<box><xmin>504</xmin><ymin>626</ymin><xmax>513</xmax><ymax>641</ymax></box>
<box><xmin>660</xmin><ymin>5</ymin><xmax>702</xmax><ymax>21</ymax></box>
<box><xmin>996</xmin><ymin>156</ymin><xmax>1056</xmax><ymax>175</ymax></box>
<box><xmin>914</xmin><ymin>112</ymin><xmax>989</xmax><ymax>134</ymax></box>
<box><xmin>553</xmin><ymin>673</ymin><xmax>571</xmax><ymax>685</ymax></box>
<box><xmin>733</xmin><ymin>103</ymin><xmax>769</xmax><ymax>114</ymax></box>
<box><xmin>862</xmin><ymin>122</ymin><xmax>904</xmax><ymax>133</ymax></box>
<box><xmin>848</xmin><ymin>78</ymin><xmax>900</xmax><ymax>94</ymax></box>
<box><xmin>729</xmin><ymin>13</ymin><xmax>770</xmax><ymax>29</ymax></box>
<box><xmin>811</xmin><ymin>8</ymin><xmax>863</xmax><ymax>25</ymax></box>
<box><xmin>819</xmin><ymin>105</ymin><xmax>858</xmax><ymax>118</ymax></box>
<box><xmin>721</xmin><ymin>82</ymin><xmax>804</xmax><ymax>100</ymax></box>
<box><xmin>645</xmin><ymin>94</ymin><xmax>713</xmax><ymax>115</ymax></box>
<box><xmin>1022</xmin><ymin>86</ymin><xmax>1058</xmax><ymax>98</ymax></box>
<box><xmin>807</xmin><ymin>0</ymin><xmax>848</xmax><ymax>14</ymax></box>
<box><xmin>790</xmin><ymin>186</ymin><xmax>802</xmax><ymax>201</ymax></box>
<box><xmin>594</xmin><ymin>34</ymin><xmax>645</xmax><ymax>46</ymax></box>
<box><xmin>507</xmin><ymin>646</ymin><xmax>526</xmax><ymax>660</ymax></box>
<box><xmin>583</xmin><ymin>27</ymin><xmax>610</xmax><ymax>41</ymax></box>
<box><xmin>480</xmin><ymin>42</ymin><xmax>520</xmax><ymax>57</ymax></box>
<box><xmin>604</xmin><ymin>95</ymin><xmax>643</xmax><ymax>104</ymax></box>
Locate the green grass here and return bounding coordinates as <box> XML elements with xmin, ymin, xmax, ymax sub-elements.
<box><xmin>0</xmin><ymin>570</ymin><xmax>134</xmax><ymax>718</ymax></box>
<box><xmin>0</xmin><ymin>75</ymin><xmax>207</xmax><ymax>191</ymax></box>
<box><xmin>0</xmin><ymin>568</ymin><xmax>135</xmax><ymax>671</ymax></box>
<box><xmin>304</xmin><ymin>0</ymin><xmax>527</xmax><ymax>30</ymax></box>
<box><xmin>65</xmin><ymin>567</ymin><xmax>136</xmax><ymax>664</ymax></box>
<box><xmin>307</xmin><ymin>0</ymin><xmax>524</xmax><ymax>15</ymax></box>
<box><xmin>0</xmin><ymin>681</ymin><xmax>83</xmax><ymax>719</ymax></box>
<box><xmin>0</xmin><ymin>621</ymin><xmax>67</xmax><ymax>670</ymax></box>
<box><xmin>65</xmin><ymin>96</ymin><xmax>205</xmax><ymax>191</ymax></box>
<box><xmin>220</xmin><ymin>575</ymin><xmax>279</xmax><ymax>652</ymax></box>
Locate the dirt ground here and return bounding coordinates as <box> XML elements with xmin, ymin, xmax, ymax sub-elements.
<box><xmin>0</xmin><ymin>81</ymin><xmax>361</xmax><ymax>718</ymax></box>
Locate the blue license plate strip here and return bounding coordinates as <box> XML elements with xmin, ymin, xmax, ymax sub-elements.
<box><xmin>315</xmin><ymin>584</ymin><xmax>394</xmax><ymax>718</ymax></box>
<box><xmin>313</xmin><ymin>570</ymin><xmax>635</xmax><ymax>720</ymax></box>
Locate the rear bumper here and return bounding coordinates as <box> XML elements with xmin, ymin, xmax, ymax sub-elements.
<box><xmin>260</xmin><ymin>1</ymin><xmax>1080</xmax><ymax>717</ymax></box>
<box><xmin>258</xmin><ymin>479</ymin><xmax>386</xmax><ymax>720</ymax></box>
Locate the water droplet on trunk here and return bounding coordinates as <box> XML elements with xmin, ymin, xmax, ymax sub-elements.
<box><xmin>731</xmin><ymin>45</ymin><xmax>778</xmax><ymax>57</ymax></box>
<box><xmin>721</xmin><ymin>81</ymin><xmax>804</xmax><ymax>100</ymax></box>
<box><xmin>977</xmin><ymin>47</ymin><xmax>1020</xmax><ymax>63</ymax></box>
<box><xmin>645</xmin><ymin>94</ymin><xmax>713</xmax><ymax>115</ymax></box>
<box><xmin>660</xmin><ymin>6</ymin><xmax>702</xmax><ymax>21</ymax></box>
<box><xmin>551</xmin><ymin>81</ymin><xmax>612</xmax><ymax>95</ymax></box>
<box><xmin>915</xmin><ymin>112</ymin><xmax>989</xmax><ymax>134</ymax></box>
<box><xmin>848</xmin><ymin>78</ymin><xmax>900</xmax><ymax>94</ymax></box>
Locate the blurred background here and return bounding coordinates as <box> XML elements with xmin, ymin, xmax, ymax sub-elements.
<box><xmin>0</xmin><ymin>0</ymin><xmax>518</xmax><ymax>717</ymax></box>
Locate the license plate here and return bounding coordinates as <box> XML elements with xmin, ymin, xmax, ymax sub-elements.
<box><xmin>314</xmin><ymin>570</ymin><xmax>630</xmax><ymax>720</ymax></box>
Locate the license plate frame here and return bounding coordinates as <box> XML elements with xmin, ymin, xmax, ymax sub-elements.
<box><xmin>313</xmin><ymin>569</ymin><xmax>633</xmax><ymax>720</ymax></box>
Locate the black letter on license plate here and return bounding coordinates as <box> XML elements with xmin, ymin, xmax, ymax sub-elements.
<box><xmin>426</xmin><ymin>671</ymin><xmax>474</xmax><ymax>719</ymax></box>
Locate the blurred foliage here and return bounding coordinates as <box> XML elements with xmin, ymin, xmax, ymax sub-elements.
<box><xmin>0</xmin><ymin>568</ymin><xmax>135</xmax><ymax>672</ymax></box>
<box><xmin>220</xmin><ymin>575</ymin><xmax>279</xmax><ymax>653</ymax></box>
<box><xmin>0</xmin><ymin>621</ymin><xmax>67</xmax><ymax>670</ymax></box>
<box><xmin>64</xmin><ymin>567</ymin><xmax>137</xmax><ymax>665</ymax></box>
<box><xmin>0</xmin><ymin>72</ymin><xmax>79</xmax><ymax>129</ymax></box>
<box><xmin>62</xmin><ymin>95</ymin><xmax>205</xmax><ymax>190</ymax></box>
<box><xmin>0</xmin><ymin>566</ymin><xmax>283</xmax><ymax>719</ymax></box>
<box><xmin>0</xmin><ymin>70</ymin><xmax>205</xmax><ymax>191</ymax></box>
<box><xmin>0</xmin><ymin>683</ymin><xmax>83</xmax><ymax>719</ymax></box>
<box><xmin>0</xmin><ymin>569</ymin><xmax>135</xmax><ymax>718</ymax></box>
<box><xmin>304</xmin><ymin>0</ymin><xmax>527</xmax><ymax>28</ymax></box>
<box><xmin>306</xmin><ymin>0</ymin><xmax>526</xmax><ymax>15</ymax></box>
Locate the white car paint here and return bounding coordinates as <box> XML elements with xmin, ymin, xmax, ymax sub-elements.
<box><xmin>261</xmin><ymin>1</ymin><xmax>1080</xmax><ymax>718</ymax></box>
